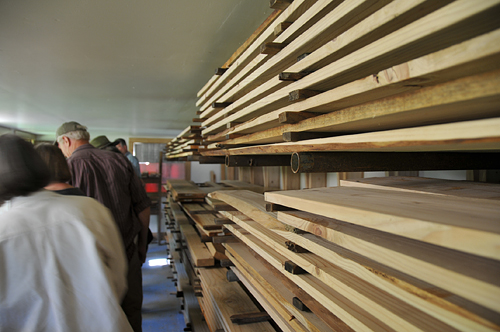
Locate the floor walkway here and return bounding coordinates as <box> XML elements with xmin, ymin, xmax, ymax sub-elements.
<box><xmin>142</xmin><ymin>242</ymin><xmax>185</xmax><ymax>332</ymax></box>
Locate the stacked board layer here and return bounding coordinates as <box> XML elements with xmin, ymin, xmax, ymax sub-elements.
<box><xmin>209</xmin><ymin>177</ymin><xmax>500</xmax><ymax>332</ymax></box>
<box><xmin>167</xmin><ymin>0</ymin><xmax>500</xmax><ymax>172</ymax></box>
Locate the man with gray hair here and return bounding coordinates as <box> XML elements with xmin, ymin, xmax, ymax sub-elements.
<box><xmin>56</xmin><ymin>121</ymin><xmax>151</xmax><ymax>332</ymax></box>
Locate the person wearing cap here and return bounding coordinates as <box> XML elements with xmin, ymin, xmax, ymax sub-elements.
<box><xmin>114</xmin><ymin>138</ymin><xmax>141</xmax><ymax>178</ymax></box>
<box><xmin>0</xmin><ymin>134</ymin><xmax>133</xmax><ymax>332</ymax></box>
<box><xmin>56</xmin><ymin>121</ymin><xmax>151</xmax><ymax>332</ymax></box>
<box><xmin>90</xmin><ymin>135</ymin><xmax>122</xmax><ymax>154</ymax></box>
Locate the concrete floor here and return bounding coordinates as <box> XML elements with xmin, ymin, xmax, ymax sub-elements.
<box><xmin>142</xmin><ymin>242</ymin><xmax>185</xmax><ymax>332</ymax></box>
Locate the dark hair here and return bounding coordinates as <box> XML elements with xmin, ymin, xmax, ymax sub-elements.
<box><xmin>114</xmin><ymin>138</ymin><xmax>126</xmax><ymax>146</ymax></box>
<box><xmin>0</xmin><ymin>134</ymin><xmax>51</xmax><ymax>202</ymax></box>
<box><xmin>34</xmin><ymin>143</ymin><xmax>72</xmax><ymax>183</ymax></box>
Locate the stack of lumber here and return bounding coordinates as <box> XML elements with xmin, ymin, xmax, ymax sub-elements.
<box><xmin>166</xmin><ymin>125</ymin><xmax>205</xmax><ymax>159</ymax></box>
<box><xmin>168</xmin><ymin>0</ymin><xmax>500</xmax><ymax>173</ymax></box>
<box><xmin>208</xmin><ymin>178</ymin><xmax>500</xmax><ymax>332</ymax></box>
<box><xmin>165</xmin><ymin>180</ymin><xmax>281</xmax><ymax>331</ymax></box>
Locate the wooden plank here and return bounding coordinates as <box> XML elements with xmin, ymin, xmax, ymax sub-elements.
<box><xmin>340</xmin><ymin>176</ymin><xmax>500</xmax><ymax>200</ymax></box>
<box><xmin>167</xmin><ymin>179</ymin><xmax>207</xmax><ymax>201</ymax></box>
<box><xmin>224</xmin><ymin>223</ymin><xmax>396</xmax><ymax>332</ymax></box>
<box><xmin>225</xmin><ymin>242</ymin><xmax>349</xmax><ymax>332</ymax></box>
<box><xmin>198</xmin><ymin>267</ymin><xmax>275</xmax><ymax>332</ymax></box>
<box><xmin>219</xmin><ymin>180</ymin><xmax>266</xmax><ymax>194</ymax></box>
<box><xmin>205</xmin><ymin>196</ymin><xmax>238</xmax><ymax>211</ymax></box>
<box><xmin>272</xmin><ymin>219</ymin><xmax>500</xmax><ymax>332</ymax></box>
<box><xmin>265</xmin><ymin>185</ymin><xmax>500</xmax><ymax>261</ymax></box>
<box><xmin>251</xmin><ymin>167</ymin><xmax>264</xmax><ymax>186</ymax></box>
<box><xmin>201</xmin><ymin>117</ymin><xmax>500</xmax><ymax>156</ymax></box>
<box><xmin>277</xmin><ymin>209</ymin><xmax>500</xmax><ymax>328</ymax></box>
<box><xmin>209</xmin><ymin>190</ymin><xmax>281</xmax><ymax>230</ymax></box>
<box><xmin>203</xmin><ymin>1</ymin><xmax>500</xmax><ymax>135</ymax></box>
<box><xmin>229</xmin><ymin>266</ymin><xmax>305</xmax><ymax>332</ymax></box>
<box><xmin>179</xmin><ymin>222</ymin><xmax>215</xmax><ymax>267</ymax></box>
<box><xmin>222</xmin><ymin>210</ymin><xmax>464</xmax><ymax>332</ymax></box>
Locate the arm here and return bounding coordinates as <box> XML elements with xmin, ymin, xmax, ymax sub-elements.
<box><xmin>137</xmin><ymin>206</ymin><xmax>151</xmax><ymax>264</ymax></box>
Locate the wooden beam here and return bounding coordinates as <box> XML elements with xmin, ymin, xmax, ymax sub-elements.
<box><xmin>279</xmin><ymin>71</ymin><xmax>311</xmax><ymax>81</ymax></box>
<box><xmin>274</xmin><ymin>21</ymin><xmax>293</xmax><ymax>36</ymax></box>
<box><xmin>214</xmin><ymin>68</ymin><xmax>228</xmax><ymax>76</ymax></box>
<box><xmin>289</xmin><ymin>89</ymin><xmax>322</xmax><ymax>102</ymax></box>
<box><xmin>260</xmin><ymin>42</ymin><xmax>286</xmax><ymax>55</ymax></box>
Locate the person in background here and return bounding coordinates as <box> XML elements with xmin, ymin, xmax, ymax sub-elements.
<box><xmin>114</xmin><ymin>138</ymin><xmax>141</xmax><ymax>178</ymax></box>
<box><xmin>34</xmin><ymin>143</ymin><xmax>85</xmax><ymax>196</ymax></box>
<box><xmin>0</xmin><ymin>134</ymin><xmax>132</xmax><ymax>332</ymax></box>
<box><xmin>56</xmin><ymin>121</ymin><xmax>150</xmax><ymax>332</ymax></box>
<box><xmin>90</xmin><ymin>135</ymin><xmax>122</xmax><ymax>153</ymax></box>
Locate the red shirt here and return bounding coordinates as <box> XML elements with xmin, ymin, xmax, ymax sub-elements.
<box><xmin>67</xmin><ymin>144</ymin><xmax>151</xmax><ymax>259</ymax></box>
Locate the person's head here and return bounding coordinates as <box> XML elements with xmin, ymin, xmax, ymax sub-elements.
<box><xmin>0</xmin><ymin>134</ymin><xmax>51</xmax><ymax>203</ymax></box>
<box><xmin>55</xmin><ymin>121</ymin><xmax>90</xmax><ymax>158</ymax></box>
<box><xmin>114</xmin><ymin>138</ymin><xmax>128</xmax><ymax>154</ymax></box>
<box><xmin>34</xmin><ymin>143</ymin><xmax>72</xmax><ymax>184</ymax></box>
<box><xmin>90</xmin><ymin>135</ymin><xmax>113</xmax><ymax>149</ymax></box>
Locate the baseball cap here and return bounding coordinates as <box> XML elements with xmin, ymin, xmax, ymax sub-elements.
<box><xmin>55</xmin><ymin>121</ymin><xmax>88</xmax><ymax>138</ymax></box>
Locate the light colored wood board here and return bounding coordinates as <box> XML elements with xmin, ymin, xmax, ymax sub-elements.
<box><xmin>198</xmin><ymin>267</ymin><xmax>275</xmax><ymax>332</ymax></box>
<box><xmin>266</xmin><ymin>185</ymin><xmax>500</xmax><ymax>260</ymax></box>
<box><xmin>203</xmin><ymin>0</ymin><xmax>450</xmax><ymax>127</ymax></box>
<box><xmin>209</xmin><ymin>190</ymin><xmax>283</xmax><ymax>230</ymax></box>
<box><xmin>226</xmin><ymin>243</ymin><xmax>348</xmax><ymax>332</ymax></box>
<box><xmin>229</xmin><ymin>266</ymin><xmax>304</xmax><ymax>332</ymax></box>
<box><xmin>199</xmin><ymin>0</ymin><xmax>353</xmax><ymax>118</ymax></box>
<box><xmin>167</xmin><ymin>180</ymin><xmax>207</xmax><ymax>201</ymax></box>
<box><xmin>277</xmin><ymin>210</ymin><xmax>500</xmax><ymax>323</ymax></box>
<box><xmin>205</xmin><ymin>196</ymin><xmax>238</xmax><ymax>211</ymax></box>
<box><xmin>221</xmin><ymin>210</ymin><xmax>458</xmax><ymax>332</ymax></box>
<box><xmin>205</xmin><ymin>242</ymin><xmax>229</xmax><ymax>262</ymax></box>
<box><xmin>224</xmin><ymin>223</ymin><xmax>397</xmax><ymax>332</ymax></box>
<box><xmin>197</xmin><ymin>74</ymin><xmax>220</xmax><ymax>99</ymax></box>
<box><xmin>179</xmin><ymin>222</ymin><xmax>215</xmax><ymax>267</ymax></box>
<box><xmin>340</xmin><ymin>176</ymin><xmax>500</xmax><ymax>200</ymax></box>
<box><xmin>203</xmin><ymin>2</ymin><xmax>500</xmax><ymax>135</ymax></box>
<box><xmin>272</xmin><ymin>225</ymin><xmax>500</xmax><ymax>331</ymax></box>
<box><xmin>219</xmin><ymin>180</ymin><xmax>265</xmax><ymax>194</ymax></box>
<box><xmin>196</xmin><ymin>0</ymin><xmax>317</xmax><ymax>107</ymax></box>
<box><xmin>202</xmin><ymin>117</ymin><xmax>500</xmax><ymax>157</ymax></box>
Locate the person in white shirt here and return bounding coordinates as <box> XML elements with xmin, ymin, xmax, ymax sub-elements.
<box><xmin>0</xmin><ymin>134</ymin><xmax>133</xmax><ymax>332</ymax></box>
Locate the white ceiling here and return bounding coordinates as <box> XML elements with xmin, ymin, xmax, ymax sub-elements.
<box><xmin>0</xmin><ymin>0</ymin><xmax>274</xmax><ymax>140</ymax></box>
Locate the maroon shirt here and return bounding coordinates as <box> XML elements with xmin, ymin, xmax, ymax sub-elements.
<box><xmin>67</xmin><ymin>144</ymin><xmax>151</xmax><ymax>259</ymax></box>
